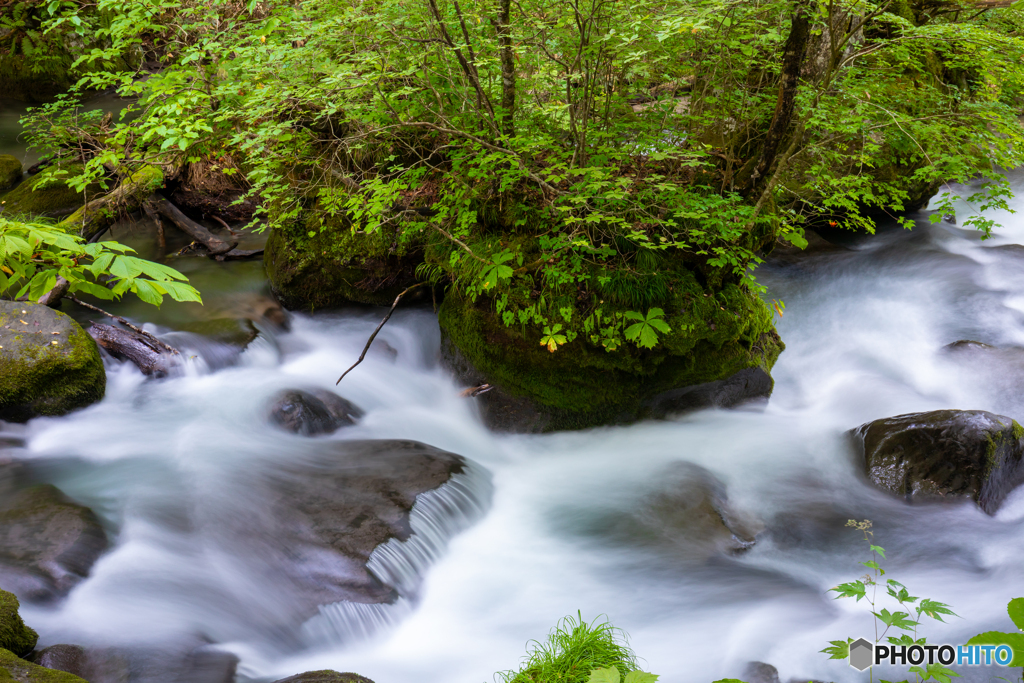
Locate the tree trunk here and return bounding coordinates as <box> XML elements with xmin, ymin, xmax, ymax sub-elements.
<box><xmin>738</xmin><ymin>0</ymin><xmax>814</xmax><ymax>199</ymax></box>
<box><xmin>496</xmin><ymin>0</ymin><xmax>516</xmax><ymax>137</ymax></box>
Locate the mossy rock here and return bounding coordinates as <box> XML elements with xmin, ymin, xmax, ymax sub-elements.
<box><xmin>0</xmin><ymin>648</ymin><xmax>87</xmax><ymax>683</ymax></box>
<box><xmin>0</xmin><ymin>158</ymin><xmax>22</xmax><ymax>192</ymax></box>
<box><xmin>439</xmin><ymin>275</ymin><xmax>784</xmax><ymax>432</ymax></box>
<box><xmin>0</xmin><ymin>166</ymin><xmax>104</xmax><ymax>220</ymax></box>
<box><xmin>852</xmin><ymin>410</ymin><xmax>1024</xmax><ymax>515</ymax></box>
<box><xmin>0</xmin><ymin>302</ymin><xmax>106</xmax><ymax>422</ymax></box>
<box><xmin>272</xmin><ymin>671</ymin><xmax>374</xmax><ymax>683</ymax></box>
<box><xmin>0</xmin><ymin>589</ymin><xmax>36</xmax><ymax>658</ymax></box>
<box><xmin>264</xmin><ymin>203</ymin><xmax>425</xmax><ymax>309</ymax></box>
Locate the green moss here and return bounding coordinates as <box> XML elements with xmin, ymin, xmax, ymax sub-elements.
<box><xmin>440</xmin><ymin>271</ymin><xmax>783</xmax><ymax>430</ymax></box>
<box><xmin>1011</xmin><ymin>419</ymin><xmax>1023</xmax><ymax>441</ymax></box>
<box><xmin>0</xmin><ymin>166</ymin><xmax>104</xmax><ymax>220</ymax></box>
<box><xmin>60</xmin><ymin>164</ymin><xmax>164</xmax><ymax>239</ymax></box>
<box><xmin>0</xmin><ymin>648</ymin><xmax>88</xmax><ymax>682</ymax></box>
<box><xmin>265</xmin><ymin>200</ymin><xmax>425</xmax><ymax>309</ymax></box>
<box><xmin>0</xmin><ymin>303</ymin><xmax>105</xmax><ymax>421</ymax></box>
<box><xmin>0</xmin><ymin>591</ymin><xmax>36</xmax><ymax>659</ymax></box>
<box><xmin>0</xmin><ymin>157</ymin><xmax>22</xmax><ymax>192</ymax></box>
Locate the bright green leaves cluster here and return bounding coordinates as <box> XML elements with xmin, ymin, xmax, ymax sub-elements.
<box><xmin>623</xmin><ymin>308</ymin><xmax>671</xmax><ymax>349</ymax></box>
<box><xmin>0</xmin><ymin>217</ymin><xmax>201</xmax><ymax>306</ymax></box>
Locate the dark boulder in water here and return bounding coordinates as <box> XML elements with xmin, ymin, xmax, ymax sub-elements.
<box><xmin>0</xmin><ymin>484</ymin><xmax>109</xmax><ymax>601</ymax></box>
<box><xmin>269</xmin><ymin>389</ymin><xmax>364</xmax><ymax>436</ymax></box>
<box><xmin>852</xmin><ymin>410</ymin><xmax>1024</xmax><ymax>514</ymax></box>
<box><xmin>273</xmin><ymin>672</ymin><xmax>374</xmax><ymax>683</ymax></box>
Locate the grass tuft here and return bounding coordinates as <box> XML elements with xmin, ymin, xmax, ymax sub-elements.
<box><xmin>494</xmin><ymin>613</ymin><xmax>638</xmax><ymax>683</ymax></box>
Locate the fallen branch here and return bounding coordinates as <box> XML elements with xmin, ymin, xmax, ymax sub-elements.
<box><xmin>153</xmin><ymin>199</ymin><xmax>235</xmax><ymax>255</ymax></box>
<box><xmin>37</xmin><ymin>276</ymin><xmax>70</xmax><ymax>308</ymax></box>
<box><xmin>336</xmin><ymin>283</ymin><xmax>424</xmax><ymax>384</ymax></box>
<box><xmin>60</xmin><ymin>165</ymin><xmax>165</xmax><ymax>241</ymax></box>
<box><xmin>88</xmin><ymin>323</ymin><xmax>174</xmax><ymax>376</ymax></box>
<box><xmin>211</xmin><ymin>215</ymin><xmax>240</xmax><ymax>236</ymax></box>
<box><xmin>142</xmin><ymin>200</ymin><xmax>166</xmax><ymax>253</ymax></box>
<box><xmin>67</xmin><ymin>294</ymin><xmax>179</xmax><ymax>355</ymax></box>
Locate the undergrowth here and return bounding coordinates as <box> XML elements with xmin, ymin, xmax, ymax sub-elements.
<box><xmin>494</xmin><ymin>613</ymin><xmax>639</xmax><ymax>683</ymax></box>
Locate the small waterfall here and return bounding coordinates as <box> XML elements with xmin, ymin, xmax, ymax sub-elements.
<box><xmin>300</xmin><ymin>463</ymin><xmax>493</xmax><ymax>646</ymax></box>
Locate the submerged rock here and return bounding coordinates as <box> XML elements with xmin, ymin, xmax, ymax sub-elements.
<box><xmin>0</xmin><ymin>155</ymin><xmax>22</xmax><ymax>191</ymax></box>
<box><xmin>273</xmin><ymin>672</ymin><xmax>374</xmax><ymax>683</ymax></box>
<box><xmin>852</xmin><ymin>410</ymin><xmax>1024</xmax><ymax>514</ymax></box>
<box><xmin>0</xmin><ymin>484</ymin><xmax>109</xmax><ymax>601</ymax></box>
<box><xmin>586</xmin><ymin>462</ymin><xmax>764</xmax><ymax>561</ymax></box>
<box><xmin>0</xmin><ymin>302</ymin><xmax>106</xmax><ymax>422</ymax></box>
<box><xmin>269</xmin><ymin>389</ymin><xmax>364</xmax><ymax>436</ymax></box>
<box><xmin>0</xmin><ymin>588</ymin><xmax>37</xmax><ymax>657</ymax></box>
<box><xmin>440</xmin><ymin>293</ymin><xmax>783</xmax><ymax>432</ymax></box>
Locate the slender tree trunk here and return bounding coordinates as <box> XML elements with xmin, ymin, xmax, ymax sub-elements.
<box><xmin>739</xmin><ymin>0</ymin><xmax>814</xmax><ymax>199</ymax></box>
<box><xmin>496</xmin><ymin>0</ymin><xmax>516</xmax><ymax>137</ymax></box>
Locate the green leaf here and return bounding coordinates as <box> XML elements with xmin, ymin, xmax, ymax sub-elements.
<box><xmin>918</xmin><ymin>599</ymin><xmax>956</xmax><ymax>622</ymax></box>
<box><xmin>588</xmin><ymin>667</ymin><xmax>620</xmax><ymax>683</ymax></box>
<box><xmin>623</xmin><ymin>672</ymin><xmax>658</xmax><ymax>683</ymax></box>
<box><xmin>132</xmin><ymin>279</ymin><xmax>164</xmax><ymax>306</ymax></box>
<box><xmin>830</xmin><ymin>581</ymin><xmax>867</xmax><ymax>601</ymax></box>
<box><xmin>1007</xmin><ymin>597</ymin><xmax>1024</xmax><ymax>631</ymax></box>
<box><xmin>967</xmin><ymin>631</ymin><xmax>1024</xmax><ymax>667</ymax></box>
<box><xmin>820</xmin><ymin>638</ymin><xmax>850</xmax><ymax>660</ymax></box>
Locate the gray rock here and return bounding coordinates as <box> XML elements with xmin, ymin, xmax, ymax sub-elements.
<box><xmin>744</xmin><ymin>662</ymin><xmax>781</xmax><ymax>683</ymax></box>
<box><xmin>273</xmin><ymin>672</ymin><xmax>374</xmax><ymax>683</ymax></box>
<box><xmin>0</xmin><ymin>484</ymin><xmax>109</xmax><ymax>601</ymax></box>
<box><xmin>591</xmin><ymin>462</ymin><xmax>764</xmax><ymax>561</ymax></box>
<box><xmin>0</xmin><ymin>301</ymin><xmax>106</xmax><ymax>422</ymax></box>
<box><xmin>269</xmin><ymin>389</ymin><xmax>363</xmax><ymax>436</ymax></box>
<box><xmin>32</xmin><ymin>644</ymin><xmax>88</xmax><ymax>678</ymax></box>
<box><xmin>852</xmin><ymin>410</ymin><xmax>1024</xmax><ymax>514</ymax></box>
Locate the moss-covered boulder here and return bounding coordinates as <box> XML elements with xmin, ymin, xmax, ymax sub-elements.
<box><xmin>440</xmin><ymin>279</ymin><xmax>784</xmax><ymax>432</ymax></box>
<box><xmin>0</xmin><ymin>166</ymin><xmax>105</xmax><ymax>220</ymax></box>
<box><xmin>0</xmin><ymin>302</ymin><xmax>106</xmax><ymax>422</ymax></box>
<box><xmin>0</xmin><ymin>484</ymin><xmax>109</xmax><ymax>601</ymax></box>
<box><xmin>264</xmin><ymin>205</ymin><xmax>424</xmax><ymax>309</ymax></box>
<box><xmin>0</xmin><ymin>589</ymin><xmax>36</xmax><ymax>657</ymax></box>
<box><xmin>852</xmin><ymin>410</ymin><xmax>1024</xmax><ymax>515</ymax></box>
<box><xmin>273</xmin><ymin>672</ymin><xmax>374</xmax><ymax>683</ymax></box>
<box><xmin>0</xmin><ymin>157</ymin><xmax>22</xmax><ymax>192</ymax></box>
<box><xmin>0</xmin><ymin>648</ymin><xmax>88</xmax><ymax>683</ymax></box>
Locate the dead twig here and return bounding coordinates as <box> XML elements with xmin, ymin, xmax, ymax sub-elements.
<box><xmin>336</xmin><ymin>283</ymin><xmax>424</xmax><ymax>384</ymax></box>
<box><xmin>67</xmin><ymin>295</ymin><xmax>179</xmax><ymax>355</ymax></box>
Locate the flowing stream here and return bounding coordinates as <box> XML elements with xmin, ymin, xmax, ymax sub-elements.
<box><xmin>4</xmin><ymin>98</ymin><xmax>1024</xmax><ymax>683</ymax></box>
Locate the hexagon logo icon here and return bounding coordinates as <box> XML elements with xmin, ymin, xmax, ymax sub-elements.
<box><xmin>850</xmin><ymin>638</ymin><xmax>874</xmax><ymax>671</ymax></box>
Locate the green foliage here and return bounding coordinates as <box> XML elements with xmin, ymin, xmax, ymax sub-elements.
<box><xmin>494</xmin><ymin>614</ymin><xmax>641</xmax><ymax>683</ymax></box>
<box><xmin>0</xmin><ymin>217</ymin><xmax>201</xmax><ymax>306</ymax></box>
<box><xmin>823</xmin><ymin>519</ymin><xmax>959</xmax><ymax>683</ymax></box>
<box><xmin>968</xmin><ymin>597</ymin><xmax>1024</xmax><ymax>668</ymax></box>
<box><xmin>21</xmin><ymin>0</ymin><xmax>1024</xmax><ymax>353</ymax></box>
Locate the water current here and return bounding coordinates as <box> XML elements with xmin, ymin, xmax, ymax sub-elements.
<box><xmin>3</xmin><ymin>97</ymin><xmax>1024</xmax><ymax>683</ymax></box>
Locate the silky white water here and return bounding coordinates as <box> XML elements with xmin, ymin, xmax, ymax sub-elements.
<box><xmin>7</xmin><ymin>176</ymin><xmax>1024</xmax><ymax>683</ymax></box>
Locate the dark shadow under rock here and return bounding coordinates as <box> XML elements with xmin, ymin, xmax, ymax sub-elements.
<box><xmin>0</xmin><ymin>484</ymin><xmax>109</xmax><ymax>601</ymax></box>
<box><xmin>852</xmin><ymin>410</ymin><xmax>1024</xmax><ymax>515</ymax></box>
<box><xmin>268</xmin><ymin>389</ymin><xmax>364</xmax><ymax>436</ymax></box>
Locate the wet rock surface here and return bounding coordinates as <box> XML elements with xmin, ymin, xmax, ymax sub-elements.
<box><xmin>272</xmin><ymin>672</ymin><xmax>374</xmax><ymax>683</ymax></box>
<box><xmin>0</xmin><ymin>647</ymin><xmax>88</xmax><ymax>682</ymax></box>
<box><xmin>853</xmin><ymin>410</ymin><xmax>1024</xmax><ymax>514</ymax></box>
<box><xmin>0</xmin><ymin>302</ymin><xmax>106</xmax><ymax>422</ymax></box>
<box><xmin>0</xmin><ymin>484</ymin><xmax>109</xmax><ymax>601</ymax></box>
<box><xmin>269</xmin><ymin>389</ymin><xmax>364</xmax><ymax>436</ymax></box>
<box><xmin>253</xmin><ymin>439</ymin><xmax>470</xmax><ymax>607</ymax></box>
<box><xmin>0</xmin><ymin>155</ymin><xmax>22</xmax><ymax>190</ymax></box>
<box><xmin>582</xmin><ymin>462</ymin><xmax>765</xmax><ymax>561</ymax></box>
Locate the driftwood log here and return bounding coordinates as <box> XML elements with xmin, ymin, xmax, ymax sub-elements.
<box><xmin>59</xmin><ymin>165</ymin><xmax>166</xmax><ymax>241</ymax></box>
<box><xmin>152</xmin><ymin>199</ymin><xmax>235</xmax><ymax>255</ymax></box>
<box><xmin>88</xmin><ymin>323</ymin><xmax>175</xmax><ymax>376</ymax></box>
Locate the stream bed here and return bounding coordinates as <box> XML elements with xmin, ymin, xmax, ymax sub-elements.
<box><xmin>3</xmin><ymin>97</ymin><xmax>1024</xmax><ymax>683</ymax></box>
